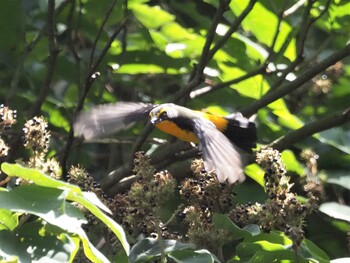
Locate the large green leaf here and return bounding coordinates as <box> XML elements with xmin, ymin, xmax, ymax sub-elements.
<box><xmin>281</xmin><ymin>150</ymin><xmax>305</xmax><ymax>176</ymax></box>
<box><xmin>1</xmin><ymin>163</ymin><xmax>81</xmax><ymax>194</ymax></box>
<box><xmin>1</xmin><ymin>163</ymin><xmax>130</xmax><ymax>259</ymax></box>
<box><xmin>212</xmin><ymin>214</ymin><xmax>260</xmax><ymax>240</ymax></box>
<box><xmin>0</xmin><ymin>220</ymin><xmax>75</xmax><ymax>263</ymax></box>
<box><xmin>325</xmin><ymin>170</ymin><xmax>350</xmax><ymax>190</ymax></box>
<box><xmin>130</xmin><ymin>3</ymin><xmax>175</xmax><ymax>29</ymax></box>
<box><xmin>0</xmin><ymin>185</ymin><xmax>86</xmax><ymax>232</ymax></box>
<box><xmin>229</xmin><ymin>0</ymin><xmax>296</xmax><ymax>61</ymax></box>
<box><xmin>129</xmin><ymin>238</ymin><xmax>195</xmax><ymax>263</ymax></box>
<box><xmin>0</xmin><ymin>210</ymin><xmax>19</xmax><ymax>231</ymax></box>
<box><xmin>319</xmin><ymin>202</ymin><xmax>350</xmax><ymax>222</ymax></box>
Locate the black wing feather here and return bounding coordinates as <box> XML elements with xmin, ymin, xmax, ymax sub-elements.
<box><xmin>74</xmin><ymin>102</ymin><xmax>155</xmax><ymax>140</ymax></box>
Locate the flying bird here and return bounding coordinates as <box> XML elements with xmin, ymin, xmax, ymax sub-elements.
<box><xmin>74</xmin><ymin>102</ymin><xmax>257</xmax><ymax>184</ymax></box>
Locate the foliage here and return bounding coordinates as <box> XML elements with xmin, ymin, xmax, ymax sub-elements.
<box><xmin>0</xmin><ymin>0</ymin><xmax>350</xmax><ymax>262</ymax></box>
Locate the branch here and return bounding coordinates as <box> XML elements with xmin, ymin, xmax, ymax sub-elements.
<box><xmin>208</xmin><ymin>0</ymin><xmax>257</xmax><ymax>60</ymax></box>
<box><xmin>283</xmin><ymin>0</ymin><xmax>307</xmax><ymax>17</ymax></box>
<box><xmin>196</xmin><ymin>0</ymin><xmax>229</xmax><ymax>74</ymax></box>
<box><xmin>30</xmin><ymin>0</ymin><xmax>60</xmax><ymax>117</ymax></box>
<box><xmin>89</xmin><ymin>0</ymin><xmax>118</xmax><ymax>69</ymax></box>
<box><xmin>269</xmin><ymin>107</ymin><xmax>350</xmax><ymax>151</ymax></box>
<box><xmin>240</xmin><ymin>43</ymin><xmax>350</xmax><ymax>117</ymax></box>
<box><xmin>60</xmin><ymin>16</ymin><xmax>127</xmax><ymax>178</ymax></box>
<box><xmin>170</xmin><ymin>0</ymin><xmax>230</xmax><ymax>102</ymax></box>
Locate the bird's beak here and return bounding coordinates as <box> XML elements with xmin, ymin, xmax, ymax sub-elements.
<box><xmin>150</xmin><ymin>116</ymin><xmax>160</xmax><ymax>125</ymax></box>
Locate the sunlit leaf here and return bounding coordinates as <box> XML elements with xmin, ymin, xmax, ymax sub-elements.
<box><xmin>131</xmin><ymin>4</ymin><xmax>175</xmax><ymax>29</ymax></box>
<box><xmin>281</xmin><ymin>150</ymin><xmax>305</xmax><ymax>176</ymax></box>
<box><xmin>319</xmin><ymin>202</ymin><xmax>350</xmax><ymax>222</ymax></box>
<box><xmin>230</xmin><ymin>0</ymin><xmax>296</xmax><ymax>61</ymax></box>
<box><xmin>245</xmin><ymin>163</ymin><xmax>265</xmax><ymax>187</ymax></box>
<box><xmin>129</xmin><ymin>238</ymin><xmax>195</xmax><ymax>263</ymax></box>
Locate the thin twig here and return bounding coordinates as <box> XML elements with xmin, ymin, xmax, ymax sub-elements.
<box><xmin>60</xmin><ymin>17</ymin><xmax>127</xmax><ymax>178</ymax></box>
<box><xmin>208</xmin><ymin>0</ymin><xmax>257</xmax><ymax>61</ymax></box>
<box><xmin>284</xmin><ymin>0</ymin><xmax>307</xmax><ymax>17</ymax></box>
<box><xmin>269</xmin><ymin>107</ymin><xmax>350</xmax><ymax>151</ymax></box>
<box><xmin>240</xmin><ymin>43</ymin><xmax>350</xmax><ymax>117</ymax></box>
<box><xmin>189</xmin><ymin>64</ymin><xmax>266</xmax><ymax>100</ymax></box>
<box><xmin>170</xmin><ymin>0</ymin><xmax>230</xmax><ymax>102</ymax></box>
<box><xmin>89</xmin><ymin>0</ymin><xmax>118</xmax><ymax>69</ymax></box>
<box><xmin>30</xmin><ymin>0</ymin><xmax>59</xmax><ymax>117</ymax></box>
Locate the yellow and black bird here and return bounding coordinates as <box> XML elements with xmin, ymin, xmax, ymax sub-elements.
<box><xmin>74</xmin><ymin>102</ymin><xmax>257</xmax><ymax>184</ymax></box>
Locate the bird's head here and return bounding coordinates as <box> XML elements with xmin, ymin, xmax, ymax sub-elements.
<box><xmin>149</xmin><ymin>103</ymin><xmax>178</xmax><ymax>124</ymax></box>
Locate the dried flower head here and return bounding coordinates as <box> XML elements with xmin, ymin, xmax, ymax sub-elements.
<box><xmin>109</xmin><ymin>152</ymin><xmax>177</xmax><ymax>242</ymax></box>
<box><xmin>0</xmin><ymin>104</ymin><xmax>17</xmax><ymax>130</ymax></box>
<box><xmin>42</xmin><ymin>158</ymin><xmax>61</xmax><ymax>180</ymax></box>
<box><xmin>23</xmin><ymin>116</ymin><xmax>51</xmax><ymax>153</ymax></box>
<box><xmin>0</xmin><ymin>138</ymin><xmax>9</xmax><ymax>157</ymax></box>
<box><xmin>230</xmin><ymin>148</ymin><xmax>319</xmax><ymax>248</ymax></box>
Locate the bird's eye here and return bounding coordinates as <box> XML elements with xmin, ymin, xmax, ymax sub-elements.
<box><xmin>159</xmin><ymin>111</ymin><xmax>168</xmax><ymax>119</ymax></box>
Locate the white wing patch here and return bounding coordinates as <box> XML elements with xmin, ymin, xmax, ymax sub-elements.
<box><xmin>74</xmin><ymin>102</ymin><xmax>154</xmax><ymax>140</ymax></box>
<box><xmin>193</xmin><ymin>118</ymin><xmax>245</xmax><ymax>184</ymax></box>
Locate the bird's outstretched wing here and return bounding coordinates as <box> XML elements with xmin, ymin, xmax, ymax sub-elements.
<box><xmin>193</xmin><ymin>118</ymin><xmax>245</xmax><ymax>184</ymax></box>
<box><xmin>74</xmin><ymin>102</ymin><xmax>155</xmax><ymax>140</ymax></box>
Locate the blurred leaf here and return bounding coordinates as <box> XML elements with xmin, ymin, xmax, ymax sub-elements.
<box><xmin>331</xmin><ymin>258</ymin><xmax>350</xmax><ymax>263</ymax></box>
<box><xmin>129</xmin><ymin>238</ymin><xmax>195</xmax><ymax>263</ymax></box>
<box><xmin>325</xmin><ymin>170</ymin><xmax>350</xmax><ymax>190</ymax></box>
<box><xmin>0</xmin><ymin>221</ymin><xmax>75</xmax><ymax>263</ymax></box>
<box><xmin>244</xmin><ymin>164</ymin><xmax>265</xmax><ymax>187</ymax></box>
<box><xmin>0</xmin><ymin>0</ymin><xmax>23</xmax><ymax>54</ymax></box>
<box><xmin>0</xmin><ymin>209</ymin><xmax>19</xmax><ymax>231</ymax></box>
<box><xmin>1</xmin><ymin>163</ymin><xmax>81</xmax><ymax>194</ymax></box>
<box><xmin>1</xmin><ymin>163</ymin><xmax>130</xmax><ymax>258</ymax></box>
<box><xmin>281</xmin><ymin>150</ymin><xmax>305</xmax><ymax>176</ymax></box>
<box><xmin>212</xmin><ymin>214</ymin><xmax>260</xmax><ymax>239</ymax></box>
<box><xmin>130</xmin><ymin>3</ymin><xmax>175</xmax><ymax>29</ymax></box>
<box><xmin>229</xmin><ymin>1</ymin><xmax>296</xmax><ymax>61</ymax></box>
<box><xmin>168</xmin><ymin>249</ymin><xmax>220</xmax><ymax>263</ymax></box>
<box><xmin>318</xmin><ymin>128</ymin><xmax>350</xmax><ymax>154</ymax></box>
<box><xmin>300</xmin><ymin>239</ymin><xmax>330</xmax><ymax>263</ymax></box>
<box><xmin>0</xmin><ymin>185</ymin><xmax>86</xmax><ymax>233</ymax></box>
<box><xmin>319</xmin><ymin>202</ymin><xmax>350</xmax><ymax>222</ymax></box>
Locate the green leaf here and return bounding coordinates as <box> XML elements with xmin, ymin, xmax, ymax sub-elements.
<box><xmin>229</xmin><ymin>0</ymin><xmax>296</xmax><ymax>61</ymax></box>
<box><xmin>244</xmin><ymin>163</ymin><xmax>265</xmax><ymax>187</ymax></box>
<box><xmin>300</xmin><ymin>239</ymin><xmax>330</xmax><ymax>262</ymax></box>
<box><xmin>1</xmin><ymin>163</ymin><xmax>81</xmax><ymax>194</ymax></box>
<box><xmin>318</xmin><ymin>128</ymin><xmax>350</xmax><ymax>154</ymax></box>
<box><xmin>0</xmin><ymin>221</ymin><xmax>75</xmax><ymax>263</ymax></box>
<box><xmin>0</xmin><ymin>210</ymin><xmax>19</xmax><ymax>231</ymax></box>
<box><xmin>168</xmin><ymin>249</ymin><xmax>220</xmax><ymax>263</ymax></box>
<box><xmin>212</xmin><ymin>214</ymin><xmax>260</xmax><ymax>240</ymax></box>
<box><xmin>325</xmin><ymin>170</ymin><xmax>350</xmax><ymax>190</ymax></box>
<box><xmin>131</xmin><ymin>4</ymin><xmax>175</xmax><ymax>29</ymax></box>
<box><xmin>0</xmin><ymin>185</ymin><xmax>86</xmax><ymax>233</ymax></box>
<box><xmin>281</xmin><ymin>150</ymin><xmax>305</xmax><ymax>176</ymax></box>
<box><xmin>129</xmin><ymin>238</ymin><xmax>195</xmax><ymax>263</ymax></box>
<box><xmin>319</xmin><ymin>202</ymin><xmax>350</xmax><ymax>222</ymax></box>
<box><xmin>67</xmin><ymin>193</ymin><xmax>130</xmax><ymax>255</ymax></box>
<box><xmin>1</xmin><ymin>163</ymin><xmax>130</xmax><ymax>257</ymax></box>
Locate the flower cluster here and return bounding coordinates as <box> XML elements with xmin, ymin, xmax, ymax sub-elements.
<box><xmin>17</xmin><ymin>116</ymin><xmax>61</xmax><ymax>184</ymax></box>
<box><xmin>23</xmin><ymin>116</ymin><xmax>51</xmax><ymax>154</ymax></box>
<box><xmin>109</xmin><ymin>152</ymin><xmax>177</xmax><ymax>242</ymax></box>
<box><xmin>300</xmin><ymin>149</ymin><xmax>325</xmax><ymax>199</ymax></box>
<box><xmin>177</xmin><ymin>159</ymin><xmax>235</xmax><ymax>251</ymax></box>
<box><xmin>230</xmin><ymin>148</ymin><xmax>318</xmax><ymax>248</ymax></box>
<box><xmin>0</xmin><ymin>105</ymin><xmax>17</xmax><ymax>158</ymax></box>
<box><xmin>0</xmin><ymin>104</ymin><xmax>17</xmax><ymax>130</ymax></box>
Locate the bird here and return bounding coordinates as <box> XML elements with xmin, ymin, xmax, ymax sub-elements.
<box><xmin>73</xmin><ymin>102</ymin><xmax>257</xmax><ymax>184</ymax></box>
